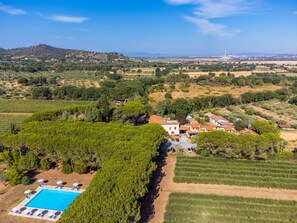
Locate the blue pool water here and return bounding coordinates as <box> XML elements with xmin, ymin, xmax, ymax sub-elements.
<box><xmin>25</xmin><ymin>189</ymin><xmax>80</xmax><ymax>211</ymax></box>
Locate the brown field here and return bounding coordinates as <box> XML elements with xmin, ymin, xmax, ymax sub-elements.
<box><xmin>281</xmin><ymin>130</ymin><xmax>297</xmax><ymax>141</ymax></box>
<box><xmin>187</xmin><ymin>70</ymin><xmax>296</xmax><ymax>78</ymax></box>
<box><xmin>242</xmin><ymin>61</ymin><xmax>297</xmax><ymax>65</ymax></box>
<box><xmin>187</xmin><ymin>71</ymin><xmax>253</xmax><ymax>77</ymax></box>
<box><xmin>149</xmin><ymin>84</ymin><xmax>282</xmax><ymax>105</ymax></box>
<box><xmin>280</xmin><ymin>131</ymin><xmax>297</xmax><ymax>152</ymax></box>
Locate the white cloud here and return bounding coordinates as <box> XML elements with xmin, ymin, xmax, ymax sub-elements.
<box><xmin>185</xmin><ymin>16</ymin><xmax>240</xmax><ymax>37</ymax></box>
<box><xmin>0</xmin><ymin>2</ymin><xmax>26</xmax><ymax>15</ymax></box>
<box><xmin>166</xmin><ymin>0</ymin><xmax>256</xmax><ymax>37</ymax></box>
<box><xmin>194</xmin><ymin>0</ymin><xmax>252</xmax><ymax>19</ymax></box>
<box><xmin>49</xmin><ymin>15</ymin><xmax>89</xmax><ymax>23</ymax></box>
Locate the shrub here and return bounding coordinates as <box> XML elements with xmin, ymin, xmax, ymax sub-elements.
<box><xmin>61</xmin><ymin>162</ymin><xmax>72</xmax><ymax>174</ymax></box>
<box><xmin>73</xmin><ymin>163</ymin><xmax>87</xmax><ymax>174</ymax></box>
<box><xmin>245</xmin><ymin>107</ymin><xmax>254</xmax><ymax>115</ymax></box>
<box><xmin>5</xmin><ymin>165</ymin><xmax>24</xmax><ymax>186</ymax></box>
<box><xmin>198</xmin><ymin>149</ymin><xmax>211</xmax><ymax>157</ymax></box>
<box><xmin>165</xmin><ymin>92</ymin><xmax>172</xmax><ymax>99</ymax></box>
<box><xmin>40</xmin><ymin>157</ymin><xmax>51</xmax><ymax>170</ymax></box>
<box><xmin>21</xmin><ymin>175</ymin><xmax>30</xmax><ymax>185</ymax></box>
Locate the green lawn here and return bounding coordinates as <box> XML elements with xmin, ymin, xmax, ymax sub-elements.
<box><xmin>0</xmin><ymin>114</ymin><xmax>30</xmax><ymax>134</ymax></box>
<box><xmin>174</xmin><ymin>157</ymin><xmax>297</xmax><ymax>189</ymax></box>
<box><xmin>0</xmin><ymin>99</ymin><xmax>91</xmax><ymax>113</ymax></box>
<box><xmin>164</xmin><ymin>193</ymin><xmax>297</xmax><ymax>223</ymax></box>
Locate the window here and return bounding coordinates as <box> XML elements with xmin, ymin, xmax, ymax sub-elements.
<box><xmin>174</xmin><ymin>127</ymin><xmax>177</xmax><ymax>130</ymax></box>
<box><xmin>169</xmin><ymin>127</ymin><xmax>171</xmax><ymax>130</ymax></box>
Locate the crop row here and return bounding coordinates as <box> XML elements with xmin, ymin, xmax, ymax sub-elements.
<box><xmin>177</xmin><ymin>157</ymin><xmax>297</xmax><ymax>169</ymax></box>
<box><xmin>176</xmin><ymin>166</ymin><xmax>297</xmax><ymax>178</ymax></box>
<box><xmin>0</xmin><ymin>114</ymin><xmax>29</xmax><ymax>134</ymax></box>
<box><xmin>175</xmin><ymin>157</ymin><xmax>297</xmax><ymax>189</ymax></box>
<box><xmin>164</xmin><ymin>193</ymin><xmax>297</xmax><ymax>223</ymax></box>
<box><xmin>0</xmin><ymin>99</ymin><xmax>90</xmax><ymax>113</ymax></box>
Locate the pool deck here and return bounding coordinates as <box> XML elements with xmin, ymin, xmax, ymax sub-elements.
<box><xmin>8</xmin><ymin>185</ymin><xmax>84</xmax><ymax>222</ymax></box>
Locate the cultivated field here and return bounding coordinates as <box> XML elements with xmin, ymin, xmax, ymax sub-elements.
<box><xmin>187</xmin><ymin>71</ymin><xmax>253</xmax><ymax>78</ymax></box>
<box><xmin>0</xmin><ymin>114</ymin><xmax>30</xmax><ymax>134</ymax></box>
<box><xmin>174</xmin><ymin>157</ymin><xmax>297</xmax><ymax>189</ymax></box>
<box><xmin>0</xmin><ymin>99</ymin><xmax>90</xmax><ymax>113</ymax></box>
<box><xmin>164</xmin><ymin>193</ymin><xmax>297</xmax><ymax>223</ymax></box>
<box><xmin>252</xmin><ymin>100</ymin><xmax>297</xmax><ymax>125</ymax></box>
<box><xmin>149</xmin><ymin>84</ymin><xmax>282</xmax><ymax>104</ymax></box>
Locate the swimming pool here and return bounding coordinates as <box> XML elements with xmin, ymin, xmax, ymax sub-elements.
<box><xmin>25</xmin><ymin>189</ymin><xmax>80</xmax><ymax>211</ymax></box>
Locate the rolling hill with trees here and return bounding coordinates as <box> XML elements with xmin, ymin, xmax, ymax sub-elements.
<box><xmin>0</xmin><ymin>44</ymin><xmax>126</xmax><ymax>62</ymax></box>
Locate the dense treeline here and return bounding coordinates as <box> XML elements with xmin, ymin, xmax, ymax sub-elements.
<box><xmin>156</xmin><ymin>88</ymin><xmax>291</xmax><ymax>123</ymax></box>
<box><xmin>31</xmin><ymin>77</ymin><xmax>162</xmax><ymax>101</ymax></box>
<box><xmin>24</xmin><ymin>99</ymin><xmax>148</xmax><ymax>126</ymax></box>
<box><xmin>0</xmin><ymin>121</ymin><xmax>166</xmax><ymax>222</ymax></box>
<box><xmin>190</xmin><ymin>72</ymin><xmax>295</xmax><ymax>86</ymax></box>
<box><xmin>196</xmin><ymin>129</ymin><xmax>281</xmax><ymax>160</ymax></box>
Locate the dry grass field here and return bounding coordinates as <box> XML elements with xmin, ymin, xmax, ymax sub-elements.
<box><xmin>242</xmin><ymin>61</ymin><xmax>297</xmax><ymax>65</ymax></box>
<box><xmin>149</xmin><ymin>84</ymin><xmax>282</xmax><ymax>104</ymax></box>
<box><xmin>281</xmin><ymin>131</ymin><xmax>297</xmax><ymax>151</ymax></box>
<box><xmin>187</xmin><ymin>71</ymin><xmax>253</xmax><ymax>77</ymax></box>
<box><xmin>187</xmin><ymin>70</ymin><xmax>296</xmax><ymax>78</ymax></box>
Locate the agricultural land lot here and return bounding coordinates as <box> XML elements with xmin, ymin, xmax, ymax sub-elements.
<box><xmin>252</xmin><ymin>100</ymin><xmax>297</xmax><ymax>125</ymax></box>
<box><xmin>164</xmin><ymin>193</ymin><xmax>297</xmax><ymax>223</ymax></box>
<box><xmin>0</xmin><ymin>99</ymin><xmax>90</xmax><ymax>113</ymax></box>
<box><xmin>0</xmin><ymin>99</ymin><xmax>90</xmax><ymax>133</ymax></box>
<box><xmin>174</xmin><ymin>157</ymin><xmax>297</xmax><ymax>189</ymax></box>
<box><xmin>149</xmin><ymin>84</ymin><xmax>282</xmax><ymax>104</ymax></box>
<box><xmin>0</xmin><ymin>114</ymin><xmax>30</xmax><ymax>134</ymax></box>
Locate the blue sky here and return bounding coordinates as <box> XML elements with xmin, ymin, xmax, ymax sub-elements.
<box><xmin>0</xmin><ymin>0</ymin><xmax>296</xmax><ymax>56</ymax></box>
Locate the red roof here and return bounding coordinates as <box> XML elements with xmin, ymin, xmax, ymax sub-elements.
<box><xmin>180</xmin><ymin>126</ymin><xmax>190</xmax><ymax>131</ymax></box>
<box><xmin>189</xmin><ymin>123</ymin><xmax>200</xmax><ymax>128</ymax></box>
<box><xmin>220</xmin><ymin>126</ymin><xmax>235</xmax><ymax>131</ymax></box>
<box><xmin>207</xmin><ymin>114</ymin><xmax>228</xmax><ymax>122</ymax></box>
<box><xmin>201</xmin><ymin>126</ymin><xmax>216</xmax><ymax>131</ymax></box>
<box><xmin>241</xmin><ymin>128</ymin><xmax>258</xmax><ymax>135</ymax></box>
<box><xmin>278</xmin><ymin>124</ymin><xmax>291</xmax><ymax>129</ymax></box>
<box><xmin>149</xmin><ymin>115</ymin><xmax>165</xmax><ymax>123</ymax></box>
<box><xmin>149</xmin><ymin>115</ymin><xmax>179</xmax><ymax>125</ymax></box>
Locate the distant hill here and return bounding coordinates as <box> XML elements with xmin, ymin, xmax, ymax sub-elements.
<box><xmin>0</xmin><ymin>44</ymin><xmax>126</xmax><ymax>62</ymax></box>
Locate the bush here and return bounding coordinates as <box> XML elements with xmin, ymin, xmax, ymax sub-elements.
<box><xmin>21</xmin><ymin>175</ymin><xmax>30</xmax><ymax>185</ymax></box>
<box><xmin>73</xmin><ymin>164</ymin><xmax>87</xmax><ymax>174</ymax></box>
<box><xmin>245</xmin><ymin>107</ymin><xmax>254</xmax><ymax>115</ymax></box>
<box><xmin>61</xmin><ymin>162</ymin><xmax>72</xmax><ymax>174</ymax></box>
<box><xmin>5</xmin><ymin>166</ymin><xmax>24</xmax><ymax>186</ymax></box>
<box><xmin>17</xmin><ymin>77</ymin><xmax>29</xmax><ymax>85</ymax></box>
<box><xmin>198</xmin><ymin>149</ymin><xmax>211</xmax><ymax>157</ymax></box>
<box><xmin>40</xmin><ymin>157</ymin><xmax>51</xmax><ymax>170</ymax></box>
<box><xmin>165</xmin><ymin>92</ymin><xmax>172</xmax><ymax>99</ymax></box>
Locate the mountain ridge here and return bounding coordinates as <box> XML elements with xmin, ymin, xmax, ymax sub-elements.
<box><xmin>0</xmin><ymin>44</ymin><xmax>126</xmax><ymax>62</ymax></box>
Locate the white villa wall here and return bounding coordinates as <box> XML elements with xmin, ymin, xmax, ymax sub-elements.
<box><xmin>162</xmin><ymin>124</ymin><xmax>179</xmax><ymax>135</ymax></box>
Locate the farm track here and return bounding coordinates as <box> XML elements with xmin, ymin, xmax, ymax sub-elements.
<box><xmin>149</xmin><ymin>156</ymin><xmax>297</xmax><ymax>223</ymax></box>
